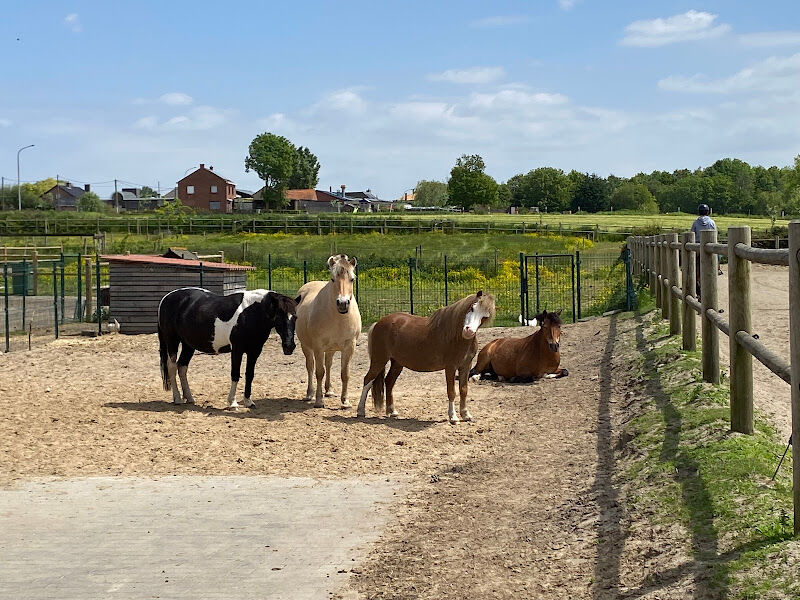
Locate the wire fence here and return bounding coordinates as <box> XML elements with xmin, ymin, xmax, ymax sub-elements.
<box><xmin>1</xmin><ymin>255</ymin><xmax>109</xmax><ymax>351</ymax></box>
<box><xmin>2</xmin><ymin>250</ymin><xmax>631</xmax><ymax>351</ymax></box>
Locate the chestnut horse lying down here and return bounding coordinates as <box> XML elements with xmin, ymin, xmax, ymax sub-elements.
<box><xmin>470</xmin><ymin>309</ymin><xmax>569</xmax><ymax>383</ymax></box>
<box><xmin>357</xmin><ymin>291</ymin><xmax>496</xmax><ymax>424</ymax></box>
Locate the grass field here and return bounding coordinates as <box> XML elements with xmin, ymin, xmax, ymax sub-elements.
<box><xmin>0</xmin><ymin>210</ymin><xmax>788</xmax><ymax>238</ymax></box>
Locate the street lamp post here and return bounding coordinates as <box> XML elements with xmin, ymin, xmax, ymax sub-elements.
<box><xmin>17</xmin><ymin>144</ymin><xmax>35</xmax><ymax>210</ymax></box>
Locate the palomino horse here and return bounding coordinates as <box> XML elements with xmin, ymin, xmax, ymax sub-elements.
<box><xmin>470</xmin><ymin>309</ymin><xmax>568</xmax><ymax>383</ymax></box>
<box><xmin>296</xmin><ymin>254</ymin><xmax>362</xmax><ymax>408</ymax></box>
<box><xmin>357</xmin><ymin>291</ymin><xmax>496</xmax><ymax>424</ymax></box>
<box><xmin>157</xmin><ymin>288</ymin><xmax>298</xmax><ymax>408</ymax></box>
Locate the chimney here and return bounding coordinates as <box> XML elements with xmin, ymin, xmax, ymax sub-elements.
<box><xmin>200</xmin><ymin>163</ymin><xmax>205</xmax><ymax>169</ymax></box>
<box><xmin>329</xmin><ymin>186</ymin><xmax>332</xmax><ymax>193</ymax></box>
<box><xmin>84</xmin><ymin>184</ymin><xmax>90</xmax><ymax>192</ymax></box>
<box><xmin>340</xmin><ymin>184</ymin><xmax>346</xmax><ymax>198</ymax></box>
<box><xmin>209</xmin><ymin>165</ymin><xmax>214</xmax><ymax>171</ymax></box>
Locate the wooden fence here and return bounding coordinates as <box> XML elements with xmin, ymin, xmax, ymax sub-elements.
<box><xmin>628</xmin><ymin>223</ymin><xmax>800</xmax><ymax>533</ymax></box>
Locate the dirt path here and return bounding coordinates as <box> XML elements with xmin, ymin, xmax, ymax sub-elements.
<box><xmin>1</xmin><ymin>317</ymin><xmax>705</xmax><ymax>598</ymax></box>
<box><xmin>708</xmin><ymin>263</ymin><xmax>791</xmax><ymax>439</ymax></box>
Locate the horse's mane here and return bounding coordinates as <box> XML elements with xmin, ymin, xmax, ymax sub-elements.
<box><xmin>428</xmin><ymin>292</ymin><xmax>496</xmax><ymax>340</ymax></box>
<box><xmin>329</xmin><ymin>254</ymin><xmax>355</xmax><ymax>279</ymax></box>
<box><xmin>273</xmin><ymin>293</ymin><xmax>297</xmax><ymax>315</ymax></box>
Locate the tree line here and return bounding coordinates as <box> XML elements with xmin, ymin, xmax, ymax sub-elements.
<box><xmin>414</xmin><ymin>155</ymin><xmax>800</xmax><ymax>216</ymax></box>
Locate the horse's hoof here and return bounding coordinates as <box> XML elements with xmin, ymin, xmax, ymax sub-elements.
<box><xmin>173</xmin><ymin>398</ymin><xmax>185</xmax><ymax>405</ymax></box>
<box><xmin>460</xmin><ymin>412</ymin><xmax>473</xmax><ymax>422</ymax></box>
<box><xmin>324</xmin><ymin>391</ymin><xmax>335</xmax><ymax>398</ymax></box>
<box><xmin>387</xmin><ymin>411</ymin><xmax>399</xmax><ymax>418</ymax></box>
<box><xmin>313</xmin><ymin>400</ymin><xmax>325</xmax><ymax>408</ymax></box>
<box><xmin>449</xmin><ymin>418</ymin><xmax>460</xmax><ymax>425</ymax></box>
<box><xmin>184</xmin><ymin>397</ymin><xmax>195</xmax><ymax>405</ymax></box>
<box><xmin>245</xmin><ymin>400</ymin><xmax>255</xmax><ymax>408</ymax></box>
<box><xmin>357</xmin><ymin>411</ymin><xmax>366</xmax><ymax>418</ymax></box>
<box><xmin>341</xmin><ymin>401</ymin><xmax>352</xmax><ymax>409</ymax></box>
<box><xmin>561</xmin><ymin>368</ymin><xmax>569</xmax><ymax>377</ymax></box>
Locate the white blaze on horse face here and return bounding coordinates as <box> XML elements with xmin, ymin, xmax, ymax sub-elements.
<box><xmin>212</xmin><ymin>290</ymin><xmax>269</xmax><ymax>352</ymax></box>
<box><xmin>462</xmin><ymin>301</ymin><xmax>490</xmax><ymax>339</ymax></box>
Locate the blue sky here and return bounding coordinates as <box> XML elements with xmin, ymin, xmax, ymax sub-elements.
<box><xmin>1</xmin><ymin>1</ymin><xmax>799</xmax><ymax>199</ymax></box>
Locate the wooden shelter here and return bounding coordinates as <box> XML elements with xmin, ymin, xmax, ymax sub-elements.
<box><xmin>102</xmin><ymin>254</ymin><xmax>254</xmax><ymax>334</ymax></box>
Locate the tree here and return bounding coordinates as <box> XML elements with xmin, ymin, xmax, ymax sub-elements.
<box><xmin>413</xmin><ymin>180</ymin><xmax>448</xmax><ymax>206</ymax></box>
<box><xmin>447</xmin><ymin>154</ymin><xmax>498</xmax><ymax>210</ymax></box>
<box><xmin>570</xmin><ymin>173</ymin><xmax>610</xmax><ymax>213</ymax></box>
<box><xmin>610</xmin><ymin>182</ymin><xmax>658</xmax><ymax>213</ymax></box>
<box><xmin>496</xmin><ymin>183</ymin><xmax>512</xmax><ymax>209</ymax></box>
<box><xmin>287</xmin><ymin>146</ymin><xmax>320</xmax><ymax>189</ymax></box>
<box><xmin>139</xmin><ymin>186</ymin><xmax>156</xmax><ymax>198</ymax></box>
<box><xmin>77</xmin><ymin>191</ymin><xmax>105</xmax><ymax>213</ymax></box>
<box><xmin>245</xmin><ymin>132</ymin><xmax>296</xmax><ymax>209</ymax></box>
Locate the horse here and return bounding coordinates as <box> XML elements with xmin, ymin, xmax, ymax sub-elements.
<box><xmin>295</xmin><ymin>254</ymin><xmax>362</xmax><ymax>408</ymax></box>
<box><xmin>157</xmin><ymin>287</ymin><xmax>298</xmax><ymax>408</ymax></box>
<box><xmin>356</xmin><ymin>291</ymin><xmax>496</xmax><ymax>424</ymax></box>
<box><xmin>469</xmin><ymin>309</ymin><xmax>568</xmax><ymax>383</ymax></box>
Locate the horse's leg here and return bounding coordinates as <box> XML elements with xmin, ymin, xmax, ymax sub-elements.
<box><xmin>302</xmin><ymin>345</ymin><xmax>315</xmax><ymax>401</ymax></box>
<box><xmin>458</xmin><ymin>362</ymin><xmax>472</xmax><ymax>421</ymax></box>
<box><xmin>177</xmin><ymin>345</ymin><xmax>196</xmax><ymax>404</ymax></box>
<box><xmin>313</xmin><ymin>348</ymin><xmax>326</xmax><ymax>408</ymax></box>
<box><xmin>167</xmin><ymin>339</ymin><xmax>182</xmax><ymax>405</ymax></box>
<box><xmin>384</xmin><ymin>360</ymin><xmax>403</xmax><ymax>417</ymax></box>
<box><xmin>357</xmin><ymin>360</ymin><xmax>387</xmax><ymax>417</ymax></box>
<box><xmin>242</xmin><ymin>348</ymin><xmax>261</xmax><ymax>408</ymax></box>
<box><xmin>324</xmin><ymin>351</ymin><xmax>335</xmax><ymax>397</ymax></box>
<box><xmin>555</xmin><ymin>367</ymin><xmax>569</xmax><ymax>378</ymax></box>
<box><xmin>227</xmin><ymin>349</ymin><xmax>244</xmax><ymax>409</ymax></box>
<box><xmin>339</xmin><ymin>343</ymin><xmax>355</xmax><ymax>408</ymax></box>
<box><xmin>445</xmin><ymin>366</ymin><xmax>459</xmax><ymax>424</ymax></box>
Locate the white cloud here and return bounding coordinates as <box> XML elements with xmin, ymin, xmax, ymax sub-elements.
<box><xmin>558</xmin><ymin>0</ymin><xmax>577</xmax><ymax>10</ymax></box>
<box><xmin>428</xmin><ymin>66</ymin><xmax>506</xmax><ymax>84</ymax></box>
<box><xmin>0</xmin><ymin>118</ymin><xmax>11</xmax><ymax>127</ymax></box>
<box><xmin>64</xmin><ymin>14</ymin><xmax>81</xmax><ymax>33</ymax></box>
<box><xmin>132</xmin><ymin>106</ymin><xmax>232</xmax><ymax>131</ymax></box>
<box><xmin>159</xmin><ymin>92</ymin><xmax>194</xmax><ymax>106</ymax></box>
<box><xmin>659</xmin><ymin>52</ymin><xmax>800</xmax><ymax>94</ymax></box>
<box><xmin>471</xmin><ymin>15</ymin><xmax>530</xmax><ymax>28</ymax></box>
<box><xmin>739</xmin><ymin>31</ymin><xmax>800</xmax><ymax>47</ymax></box>
<box><xmin>621</xmin><ymin>10</ymin><xmax>731</xmax><ymax>47</ymax></box>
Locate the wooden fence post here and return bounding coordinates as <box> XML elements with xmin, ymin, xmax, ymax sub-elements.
<box><xmin>648</xmin><ymin>236</ymin><xmax>656</xmax><ymax>297</ymax></box>
<box><xmin>667</xmin><ymin>233</ymin><xmax>681</xmax><ymax>335</ymax></box>
<box><xmin>728</xmin><ymin>226</ymin><xmax>754</xmax><ymax>434</ymax></box>
<box><xmin>660</xmin><ymin>235</ymin><xmax>669</xmax><ymax>321</ymax></box>
<box><xmin>32</xmin><ymin>249</ymin><xmax>39</xmax><ymax>296</ymax></box>
<box><xmin>84</xmin><ymin>257</ymin><xmax>93</xmax><ymax>321</ymax></box>
<box><xmin>788</xmin><ymin>220</ymin><xmax>800</xmax><ymax>534</ymax></box>
<box><xmin>700</xmin><ymin>229</ymin><xmax>720</xmax><ymax>384</ymax></box>
<box><xmin>681</xmin><ymin>232</ymin><xmax>696</xmax><ymax>352</ymax></box>
<box><xmin>655</xmin><ymin>236</ymin><xmax>663</xmax><ymax>310</ymax></box>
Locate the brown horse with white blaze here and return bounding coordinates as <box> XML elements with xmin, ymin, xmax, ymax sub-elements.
<box><xmin>470</xmin><ymin>309</ymin><xmax>569</xmax><ymax>383</ymax></box>
<box><xmin>357</xmin><ymin>291</ymin><xmax>496</xmax><ymax>424</ymax></box>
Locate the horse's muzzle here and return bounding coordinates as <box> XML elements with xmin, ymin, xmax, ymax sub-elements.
<box><xmin>283</xmin><ymin>343</ymin><xmax>296</xmax><ymax>355</ymax></box>
<box><xmin>336</xmin><ymin>300</ymin><xmax>350</xmax><ymax>314</ymax></box>
<box><xmin>549</xmin><ymin>342</ymin><xmax>560</xmax><ymax>352</ymax></box>
<box><xmin>462</xmin><ymin>327</ymin><xmax>476</xmax><ymax>340</ymax></box>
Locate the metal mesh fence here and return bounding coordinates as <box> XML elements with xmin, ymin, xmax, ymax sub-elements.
<box><xmin>3</xmin><ymin>250</ymin><xmax>631</xmax><ymax>351</ymax></box>
<box><xmin>2</xmin><ymin>256</ymin><xmax>109</xmax><ymax>351</ymax></box>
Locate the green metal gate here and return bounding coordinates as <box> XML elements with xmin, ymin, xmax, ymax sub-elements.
<box><xmin>519</xmin><ymin>253</ymin><xmax>577</xmax><ymax>324</ymax></box>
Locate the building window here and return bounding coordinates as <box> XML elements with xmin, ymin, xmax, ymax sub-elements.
<box><xmin>187</xmin><ymin>185</ymin><xmax>195</xmax><ymax>194</ymax></box>
<box><xmin>211</xmin><ymin>185</ymin><xmax>218</xmax><ymax>193</ymax></box>
<box><xmin>209</xmin><ymin>201</ymin><xmax>221</xmax><ymax>211</ymax></box>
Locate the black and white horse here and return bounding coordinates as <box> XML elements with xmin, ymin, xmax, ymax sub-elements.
<box><xmin>157</xmin><ymin>287</ymin><xmax>298</xmax><ymax>408</ymax></box>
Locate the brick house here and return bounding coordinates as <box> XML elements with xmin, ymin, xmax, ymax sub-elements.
<box><xmin>177</xmin><ymin>164</ymin><xmax>235</xmax><ymax>212</ymax></box>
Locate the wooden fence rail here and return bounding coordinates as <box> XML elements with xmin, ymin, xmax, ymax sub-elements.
<box><xmin>629</xmin><ymin>222</ymin><xmax>800</xmax><ymax>534</ymax></box>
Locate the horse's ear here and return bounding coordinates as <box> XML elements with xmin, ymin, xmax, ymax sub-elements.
<box><xmin>327</xmin><ymin>255</ymin><xmax>337</xmax><ymax>269</ymax></box>
<box><xmin>476</xmin><ymin>290</ymin><xmax>483</xmax><ymax>298</ymax></box>
<box><xmin>555</xmin><ymin>308</ymin><xmax>563</xmax><ymax>316</ymax></box>
<box><xmin>348</xmin><ymin>255</ymin><xmax>357</xmax><ymax>268</ymax></box>
<box><xmin>263</xmin><ymin>292</ymin><xmax>278</xmax><ymax>315</ymax></box>
<box><xmin>295</xmin><ymin>295</ymin><xmax>302</xmax><ymax>305</ymax></box>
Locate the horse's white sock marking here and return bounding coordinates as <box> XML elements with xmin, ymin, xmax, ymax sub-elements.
<box><xmin>544</xmin><ymin>373</ymin><xmax>558</xmax><ymax>379</ymax></box>
<box><xmin>448</xmin><ymin>401</ymin><xmax>459</xmax><ymax>423</ymax></box>
<box><xmin>357</xmin><ymin>380</ymin><xmax>373</xmax><ymax>416</ymax></box>
<box><xmin>227</xmin><ymin>380</ymin><xmax>239</xmax><ymax>407</ymax></box>
<box><xmin>212</xmin><ymin>290</ymin><xmax>270</xmax><ymax>353</ymax></box>
<box><xmin>167</xmin><ymin>355</ymin><xmax>182</xmax><ymax>404</ymax></box>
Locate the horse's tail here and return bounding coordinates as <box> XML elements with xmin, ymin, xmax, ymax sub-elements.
<box><xmin>158</xmin><ymin>323</ymin><xmax>171</xmax><ymax>392</ymax></box>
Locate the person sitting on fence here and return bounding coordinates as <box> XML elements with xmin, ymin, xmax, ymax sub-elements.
<box><xmin>692</xmin><ymin>204</ymin><xmax>717</xmax><ymax>299</ymax></box>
